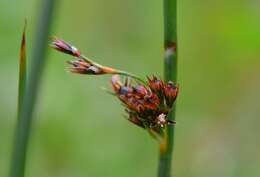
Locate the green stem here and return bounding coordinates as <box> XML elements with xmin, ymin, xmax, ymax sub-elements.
<box><xmin>9</xmin><ymin>1</ymin><xmax>56</xmax><ymax>177</ymax></box>
<box><xmin>158</xmin><ymin>0</ymin><xmax>177</xmax><ymax>177</ymax></box>
<box><xmin>114</xmin><ymin>70</ymin><xmax>146</xmax><ymax>84</ymax></box>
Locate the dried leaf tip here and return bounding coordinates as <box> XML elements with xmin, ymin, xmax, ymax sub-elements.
<box><xmin>20</xmin><ymin>21</ymin><xmax>27</xmax><ymax>66</ymax></box>
<box><xmin>18</xmin><ymin>21</ymin><xmax>27</xmax><ymax>114</ymax></box>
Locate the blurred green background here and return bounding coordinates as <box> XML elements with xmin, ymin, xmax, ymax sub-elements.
<box><xmin>1</xmin><ymin>0</ymin><xmax>260</xmax><ymax>177</ymax></box>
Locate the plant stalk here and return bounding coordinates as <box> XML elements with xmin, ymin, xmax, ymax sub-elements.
<box><xmin>9</xmin><ymin>1</ymin><xmax>56</xmax><ymax>177</ymax></box>
<box><xmin>113</xmin><ymin>70</ymin><xmax>146</xmax><ymax>84</ymax></box>
<box><xmin>158</xmin><ymin>0</ymin><xmax>177</xmax><ymax>177</ymax></box>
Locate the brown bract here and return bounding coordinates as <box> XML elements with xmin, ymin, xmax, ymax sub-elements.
<box><xmin>67</xmin><ymin>59</ymin><xmax>104</xmax><ymax>75</ymax></box>
<box><xmin>111</xmin><ymin>75</ymin><xmax>178</xmax><ymax>135</ymax></box>
<box><xmin>67</xmin><ymin>59</ymin><xmax>116</xmax><ymax>75</ymax></box>
<box><xmin>51</xmin><ymin>37</ymin><xmax>81</xmax><ymax>57</ymax></box>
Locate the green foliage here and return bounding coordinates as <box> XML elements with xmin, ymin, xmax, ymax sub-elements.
<box><xmin>9</xmin><ymin>1</ymin><xmax>56</xmax><ymax>177</ymax></box>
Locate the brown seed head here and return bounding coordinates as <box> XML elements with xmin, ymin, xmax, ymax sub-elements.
<box><xmin>51</xmin><ymin>37</ymin><xmax>81</xmax><ymax>57</ymax></box>
<box><xmin>111</xmin><ymin>75</ymin><xmax>178</xmax><ymax>135</ymax></box>
<box><xmin>147</xmin><ymin>76</ymin><xmax>164</xmax><ymax>93</ymax></box>
<box><xmin>67</xmin><ymin>59</ymin><xmax>106</xmax><ymax>75</ymax></box>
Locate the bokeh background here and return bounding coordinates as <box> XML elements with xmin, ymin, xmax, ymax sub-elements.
<box><xmin>1</xmin><ymin>0</ymin><xmax>260</xmax><ymax>177</ymax></box>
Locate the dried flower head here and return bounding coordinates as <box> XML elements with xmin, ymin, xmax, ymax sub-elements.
<box><xmin>67</xmin><ymin>59</ymin><xmax>116</xmax><ymax>75</ymax></box>
<box><xmin>50</xmin><ymin>37</ymin><xmax>117</xmax><ymax>75</ymax></box>
<box><xmin>51</xmin><ymin>37</ymin><xmax>81</xmax><ymax>57</ymax></box>
<box><xmin>111</xmin><ymin>75</ymin><xmax>178</xmax><ymax>137</ymax></box>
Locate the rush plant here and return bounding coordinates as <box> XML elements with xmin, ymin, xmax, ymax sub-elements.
<box><xmin>10</xmin><ymin>1</ymin><xmax>178</xmax><ymax>177</ymax></box>
<box><xmin>51</xmin><ymin>38</ymin><xmax>178</xmax><ymax>141</ymax></box>
<box><xmin>50</xmin><ymin>1</ymin><xmax>178</xmax><ymax>176</ymax></box>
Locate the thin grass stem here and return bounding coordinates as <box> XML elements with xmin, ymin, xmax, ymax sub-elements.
<box><xmin>158</xmin><ymin>0</ymin><xmax>178</xmax><ymax>177</ymax></box>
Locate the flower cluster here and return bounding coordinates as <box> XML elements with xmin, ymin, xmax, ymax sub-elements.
<box><xmin>51</xmin><ymin>37</ymin><xmax>179</xmax><ymax>139</ymax></box>
<box><xmin>111</xmin><ymin>75</ymin><xmax>178</xmax><ymax>136</ymax></box>
<box><xmin>51</xmin><ymin>37</ymin><xmax>116</xmax><ymax>75</ymax></box>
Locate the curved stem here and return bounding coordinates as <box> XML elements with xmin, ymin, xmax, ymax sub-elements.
<box><xmin>158</xmin><ymin>0</ymin><xmax>178</xmax><ymax>177</ymax></box>
<box><xmin>114</xmin><ymin>70</ymin><xmax>146</xmax><ymax>84</ymax></box>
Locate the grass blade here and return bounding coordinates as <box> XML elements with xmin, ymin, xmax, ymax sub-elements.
<box><xmin>9</xmin><ymin>1</ymin><xmax>56</xmax><ymax>177</ymax></box>
<box><xmin>9</xmin><ymin>21</ymin><xmax>28</xmax><ymax>177</ymax></box>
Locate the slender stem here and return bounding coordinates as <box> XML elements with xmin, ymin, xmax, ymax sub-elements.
<box><xmin>158</xmin><ymin>0</ymin><xmax>177</xmax><ymax>177</ymax></box>
<box><xmin>9</xmin><ymin>1</ymin><xmax>56</xmax><ymax>177</ymax></box>
<box><xmin>114</xmin><ymin>70</ymin><xmax>146</xmax><ymax>84</ymax></box>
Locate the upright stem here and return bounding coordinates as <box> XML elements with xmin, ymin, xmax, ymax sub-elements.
<box><xmin>9</xmin><ymin>1</ymin><xmax>56</xmax><ymax>177</ymax></box>
<box><xmin>158</xmin><ymin>0</ymin><xmax>177</xmax><ymax>177</ymax></box>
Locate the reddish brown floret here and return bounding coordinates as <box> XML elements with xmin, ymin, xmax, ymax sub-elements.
<box><xmin>147</xmin><ymin>76</ymin><xmax>164</xmax><ymax>93</ymax></box>
<box><xmin>164</xmin><ymin>81</ymin><xmax>178</xmax><ymax>107</ymax></box>
<box><xmin>51</xmin><ymin>37</ymin><xmax>81</xmax><ymax>57</ymax></box>
<box><xmin>67</xmin><ymin>59</ymin><xmax>106</xmax><ymax>75</ymax></box>
<box><xmin>66</xmin><ymin>58</ymin><xmax>117</xmax><ymax>75</ymax></box>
